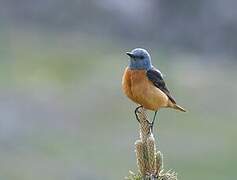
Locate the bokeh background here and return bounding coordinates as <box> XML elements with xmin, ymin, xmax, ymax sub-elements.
<box><xmin>0</xmin><ymin>1</ymin><xmax>237</xmax><ymax>180</ymax></box>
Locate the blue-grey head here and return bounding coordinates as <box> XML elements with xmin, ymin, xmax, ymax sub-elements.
<box><xmin>126</xmin><ymin>48</ymin><xmax>152</xmax><ymax>70</ymax></box>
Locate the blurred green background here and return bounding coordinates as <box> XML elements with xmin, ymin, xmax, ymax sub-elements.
<box><xmin>0</xmin><ymin>1</ymin><xmax>237</xmax><ymax>180</ymax></box>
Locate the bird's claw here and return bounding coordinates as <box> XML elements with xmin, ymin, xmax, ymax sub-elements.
<box><xmin>146</xmin><ymin>120</ymin><xmax>154</xmax><ymax>134</ymax></box>
<box><xmin>134</xmin><ymin>105</ymin><xmax>143</xmax><ymax>123</ymax></box>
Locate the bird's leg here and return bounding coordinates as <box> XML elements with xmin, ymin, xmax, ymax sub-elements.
<box><xmin>150</xmin><ymin>111</ymin><xmax>158</xmax><ymax>132</ymax></box>
<box><xmin>134</xmin><ymin>105</ymin><xmax>143</xmax><ymax>123</ymax></box>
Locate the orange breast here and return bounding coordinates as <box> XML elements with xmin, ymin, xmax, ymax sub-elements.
<box><xmin>122</xmin><ymin>67</ymin><xmax>169</xmax><ymax>111</ymax></box>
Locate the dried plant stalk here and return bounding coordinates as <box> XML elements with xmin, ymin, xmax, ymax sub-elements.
<box><xmin>147</xmin><ymin>135</ymin><xmax>156</xmax><ymax>173</ymax></box>
<box><xmin>126</xmin><ymin>107</ymin><xmax>178</xmax><ymax>180</ymax></box>
<box><xmin>135</xmin><ymin>140</ymin><xmax>147</xmax><ymax>177</ymax></box>
<box><xmin>136</xmin><ymin>108</ymin><xmax>150</xmax><ymax>142</ymax></box>
<box><xmin>155</xmin><ymin>151</ymin><xmax>163</xmax><ymax>174</ymax></box>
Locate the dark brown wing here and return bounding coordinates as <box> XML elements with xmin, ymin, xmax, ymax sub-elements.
<box><xmin>146</xmin><ymin>68</ymin><xmax>176</xmax><ymax>104</ymax></box>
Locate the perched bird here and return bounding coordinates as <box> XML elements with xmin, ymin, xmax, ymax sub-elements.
<box><xmin>122</xmin><ymin>48</ymin><xmax>186</xmax><ymax>126</ymax></box>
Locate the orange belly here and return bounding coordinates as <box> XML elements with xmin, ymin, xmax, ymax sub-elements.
<box><xmin>122</xmin><ymin>67</ymin><xmax>169</xmax><ymax>111</ymax></box>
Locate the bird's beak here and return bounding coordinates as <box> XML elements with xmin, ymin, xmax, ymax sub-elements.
<box><xmin>126</xmin><ymin>52</ymin><xmax>135</xmax><ymax>58</ymax></box>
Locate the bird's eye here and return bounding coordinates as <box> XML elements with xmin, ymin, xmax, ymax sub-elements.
<box><xmin>140</xmin><ymin>55</ymin><xmax>144</xmax><ymax>59</ymax></box>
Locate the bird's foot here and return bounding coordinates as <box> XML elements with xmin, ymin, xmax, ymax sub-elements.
<box><xmin>144</xmin><ymin>119</ymin><xmax>153</xmax><ymax>135</ymax></box>
<box><xmin>150</xmin><ymin>111</ymin><xmax>158</xmax><ymax>133</ymax></box>
<box><xmin>134</xmin><ymin>105</ymin><xmax>143</xmax><ymax>123</ymax></box>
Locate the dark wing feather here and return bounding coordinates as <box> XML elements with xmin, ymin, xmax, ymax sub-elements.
<box><xmin>146</xmin><ymin>68</ymin><xmax>176</xmax><ymax>104</ymax></box>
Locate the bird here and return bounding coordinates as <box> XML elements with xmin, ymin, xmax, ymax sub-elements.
<box><xmin>122</xmin><ymin>48</ymin><xmax>186</xmax><ymax>128</ymax></box>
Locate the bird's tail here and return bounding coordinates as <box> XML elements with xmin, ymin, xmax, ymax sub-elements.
<box><xmin>173</xmin><ymin>104</ymin><xmax>187</xmax><ymax>112</ymax></box>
